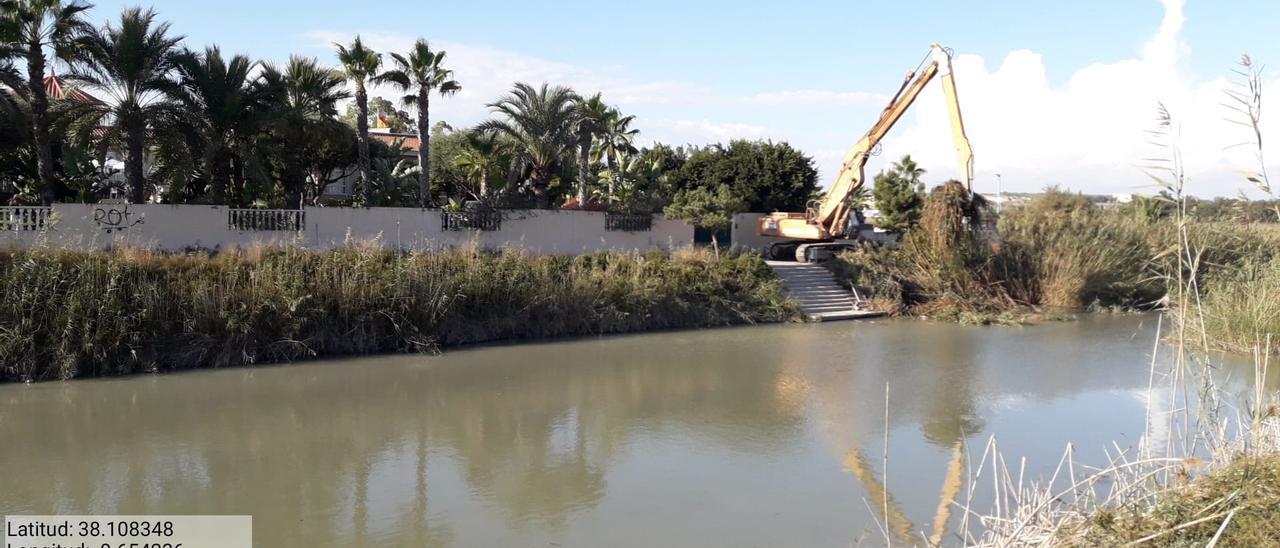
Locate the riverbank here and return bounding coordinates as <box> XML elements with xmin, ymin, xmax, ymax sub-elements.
<box><xmin>828</xmin><ymin>186</ymin><xmax>1280</xmax><ymax>348</ymax></box>
<box><xmin>0</xmin><ymin>245</ymin><xmax>798</xmax><ymax>383</ymax></box>
<box><xmin>1061</xmin><ymin>450</ymin><xmax>1280</xmax><ymax>546</ymax></box>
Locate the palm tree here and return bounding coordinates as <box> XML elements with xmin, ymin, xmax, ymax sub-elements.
<box><xmin>171</xmin><ymin>46</ymin><xmax>262</xmax><ymax>204</ymax></box>
<box><xmin>476</xmin><ymin>82</ymin><xmax>578</xmax><ymax>208</ymax></box>
<box><xmin>571</xmin><ymin>92</ymin><xmax>608</xmax><ymax>208</ymax></box>
<box><xmin>0</xmin><ymin>0</ymin><xmax>93</xmax><ymax>204</ymax></box>
<box><xmin>892</xmin><ymin>155</ymin><xmax>926</xmax><ymax>189</ymax></box>
<box><xmin>63</xmin><ymin>7</ymin><xmax>182</xmax><ymax>204</ymax></box>
<box><xmin>597</xmin><ymin>108</ymin><xmax>638</xmax><ymax>203</ymax></box>
<box><xmin>0</xmin><ymin>53</ymin><xmax>25</xmax><ymax>122</ymax></box>
<box><xmin>0</xmin><ymin>55</ymin><xmax>35</xmax><ymax>196</ymax></box>
<box><xmin>334</xmin><ymin>35</ymin><xmax>380</xmax><ymax>205</ymax></box>
<box><xmin>453</xmin><ymin>132</ymin><xmax>509</xmax><ymax>202</ymax></box>
<box><xmin>257</xmin><ymin>56</ymin><xmax>349</xmax><ymax>208</ymax></box>
<box><xmin>378</xmin><ymin>38</ymin><xmax>460</xmax><ymax>208</ymax></box>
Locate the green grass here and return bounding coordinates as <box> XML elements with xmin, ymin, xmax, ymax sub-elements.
<box><xmin>0</xmin><ymin>244</ymin><xmax>799</xmax><ymax>383</ymax></box>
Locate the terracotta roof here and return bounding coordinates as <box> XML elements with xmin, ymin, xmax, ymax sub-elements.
<box><xmin>371</xmin><ymin>132</ymin><xmax>420</xmax><ymax>154</ymax></box>
<box><xmin>44</xmin><ymin>75</ymin><xmax>104</xmax><ymax>105</ymax></box>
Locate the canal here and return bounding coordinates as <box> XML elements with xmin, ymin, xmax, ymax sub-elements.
<box><xmin>1</xmin><ymin>314</ymin><xmax>1271</xmax><ymax>546</ymax></box>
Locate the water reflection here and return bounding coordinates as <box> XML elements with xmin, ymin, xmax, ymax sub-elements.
<box><xmin>1</xmin><ymin>314</ymin><xmax>1274</xmax><ymax>546</ymax></box>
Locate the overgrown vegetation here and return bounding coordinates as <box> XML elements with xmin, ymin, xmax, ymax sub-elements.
<box><xmin>833</xmin><ymin>186</ymin><xmax>1156</xmax><ymax>324</ymax></box>
<box><xmin>0</xmin><ymin>245</ymin><xmax>797</xmax><ymax>383</ymax></box>
<box><xmin>830</xmin><ymin>186</ymin><xmax>1280</xmax><ymax>334</ymax></box>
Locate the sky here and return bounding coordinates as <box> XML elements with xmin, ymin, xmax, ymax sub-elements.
<box><xmin>85</xmin><ymin>0</ymin><xmax>1280</xmax><ymax>197</ymax></box>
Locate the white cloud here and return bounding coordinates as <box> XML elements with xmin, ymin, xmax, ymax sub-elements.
<box><xmin>298</xmin><ymin>30</ymin><xmax>878</xmax><ymax>149</ymax></box>
<box><xmin>642</xmin><ymin>119</ymin><xmax>772</xmax><ymax>147</ymax></box>
<box><xmin>879</xmin><ymin>0</ymin><xmax>1280</xmax><ymax>197</ymax></box>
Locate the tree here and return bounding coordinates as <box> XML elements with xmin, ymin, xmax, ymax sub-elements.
<box><xmin>0</xmin><ymin>54</ymin><xmax>34</xmax><ymax>199</ymax></box>
<box><xmin>1</xmin><ymin>0</ymin><xmax>93</xmax><ymax>204</ymax></box>
<box><xmin>632</xmin><ymin>143</ymin><xmax>688</xmax><ymax>212</ymax></box>
<box><xmin>871</xmin><ymin>155</ymin><xmax>925</xmax><ymax>232</ymax></box>
<box><xmin>300</xmin><ymin>119</ymin><xmax>358</xmax><ymax>205</ymax></box>
<box><xmin>335</xmin><ymin>35</ymin><xmax>381</xmax><ymax>205</ymax></box>
<box><xmin>364</xmin><ymin>139</ymin><xmax>419</xmax><ymax>207</ymax></box>
<box><xmin>257</xmin><ymin>56</ymin><xmax>349</xmax><ymax>208</ymax></box>
<box><xmin>64</xmin><ymin>7</ymin><xmax>183</xmax><ymax>204</ymax></box>
<box><xmin>342</xmin><ymin>96</ymin><xmax>410</xmax><ymax>133</ymax></box>
<box><xmin>170</xmin><ymin>46</ymin><xmax>262</xmax><ymax>204</ymax></box>
<box><xmin>664</xmin><ymin>184</ymin><xmax>747</xmax><ymax>251</ymax></box>
<box><xmin>672</xmin><ymin>140</ymin><xmax>818</xmax><ymax>213</ymax></box>
<box><xmin>379</xmin><ymin>38</ymin><xmax>460</xmax><ymax>208</ymax></box>
<box><xmin>571</xmin><ymin>92</ymin><xmax>609</xmax><ymax>207</ymax></box>
<box><xmin>453</xmin><ymin>132</ymin><xmax>510</xmax><ymax>203</ymax></box>
<box><xmin>597</xmin><ymin>107</ymin><xmax>638</xmax><ymax>202</ymax></box>
<box><xmin>476</xmin><ymin>82</ymin><xmax>579</xmax><ymax>208</ymax></box>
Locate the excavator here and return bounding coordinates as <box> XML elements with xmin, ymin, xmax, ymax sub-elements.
<box><xmin>759</xmin><ymin>44</ymin><xmax>975</xmax><ymax>262</ymax></box>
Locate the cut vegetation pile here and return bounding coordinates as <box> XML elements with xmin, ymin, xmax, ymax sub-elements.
<box><xmin>0</xmin><ymin>245</ymin><xmax>797</xmax><ymax>382</ymax></box>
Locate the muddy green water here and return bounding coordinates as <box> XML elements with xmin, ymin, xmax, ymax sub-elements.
<box><xmin>1</xmin><ymin>315</ymin><xmax>1272</xmax><ymax>546</ymax></box>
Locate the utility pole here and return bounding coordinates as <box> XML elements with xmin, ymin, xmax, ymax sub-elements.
<box><xmin>995</xmin><ymin>173</ymin><xmax>1003</xmax><ymax>214</ymax></box>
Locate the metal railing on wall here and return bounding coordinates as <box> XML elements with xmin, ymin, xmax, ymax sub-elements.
<box><xmin>441</xmin><ymin>209</ymin><xmax>502</xmax><ymax>231</ymax></box>
<box><xmin>604</xmin><ymin>213</ymin><xmax>653</xmax><ymax>232</ymax></box>
<box><xmin>228</xmin><ymin>208</ymin><xmax>305</xmax><ymax>232</ymax></box>
<box><xmin>0</xmin><ymin>206</ymin><xmax>51</xmax><ymax>231</ymax></box>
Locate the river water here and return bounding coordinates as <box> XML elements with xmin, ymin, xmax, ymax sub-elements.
<box><xmin>1</xmin><ymin>314</ymin><xmax>1273</xmax><ymax>547</ymax></box>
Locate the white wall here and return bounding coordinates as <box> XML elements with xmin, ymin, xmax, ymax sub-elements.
<box><xmin>731</xmin><ymin>213</ymin><xmax>772</xmax><ymax>253</ymax></box>
<box><xmin>0</xmin><ymin>205</ymin><xmax>693</xmax><ymax>255</ymax></box>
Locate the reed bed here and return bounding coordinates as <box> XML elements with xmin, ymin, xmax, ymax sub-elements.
<box><xmin>0</xmin><ymin>244</ymin><xmax>797</xmax><ymax>383</ymax></box>
<box><xmin>830</xmin><ymin>188</ymin><xmax>1280</xmax><ymax>345</ymax></box>
<box><xmin>830</xmin><ymin>185</ymin><xmax>1162</xmax><ymax>324</ymax></box>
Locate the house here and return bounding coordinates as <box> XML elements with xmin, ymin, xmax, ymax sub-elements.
<box><xmin>319</xmin><ymin>127</ymin><xmax>421</xmax><ymax>201</ymax></box>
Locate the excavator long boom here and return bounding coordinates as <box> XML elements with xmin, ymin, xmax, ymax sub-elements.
<box><xmin>816</xmin><ymin>44</ymin><xmax>973</xmax><ymax>227</ymax></box>
<box><xmin>758</xmin><ymin>44</ymin><xmax>974</xmax><ymax>257</ymax></box>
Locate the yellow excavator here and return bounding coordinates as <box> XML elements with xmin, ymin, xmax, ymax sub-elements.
<box><xmin>759</xmin><ymin>44</ymin><xmax>975</xmax><ymax>262</ymax></box>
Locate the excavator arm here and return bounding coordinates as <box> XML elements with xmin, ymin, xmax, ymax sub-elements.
<box><xmin>759</xmin><ymin>44</ymin><xmax>974</xmax><ymax>259</ymax></box>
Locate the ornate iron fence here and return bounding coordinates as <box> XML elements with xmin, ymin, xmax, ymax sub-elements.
<box><xmin>228</xmin><ymin>208</ymin><xmax>305</xmax><ymax>232</ymax></box>
<box><xmin>604</xmin><ymin>213</ymin><xmax>653</xmax><ymax>232</ymax></box>
<box><xmin>441</xmin><ymin>209</ymin><xmax>502</xmax><ymax>231</ymax></box>
<box><xmin>0</xmin><ymin>206</ymin><xmax>51</xmax><ymax>231</ymax></box>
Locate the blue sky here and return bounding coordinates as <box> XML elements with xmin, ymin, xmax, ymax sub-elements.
<box><xmin>86</xmin><ymin>1</ymin><xmax>1280</xmax><ymax>197</ymax></box>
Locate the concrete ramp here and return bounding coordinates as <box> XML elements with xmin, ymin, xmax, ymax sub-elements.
<box><xmin>767</xmin><ymin>260</ymin><xmax>887</xmax><ymax>322</ymax></box>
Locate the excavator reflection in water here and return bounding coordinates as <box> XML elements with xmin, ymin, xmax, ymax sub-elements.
<box><xmin>758</xmin><ymin>44</ymin><xmax>975</xmax><ymax>262</ymax></box>
<box><xmin>771</xmin><ymin>325</ymin><xmax>983</xmax><ymax>545</ymax></box>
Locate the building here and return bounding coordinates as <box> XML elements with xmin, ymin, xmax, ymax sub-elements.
<box><xmin>319</xmin><ymin>128</ymin><xmax>421</xmax><ymax>201</ymax></box>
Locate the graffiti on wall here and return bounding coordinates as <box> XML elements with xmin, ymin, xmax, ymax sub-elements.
<box><xmin>93</xmin><ymin>206</ymin><xmax>145</xmax><ymax>234</ymax></box>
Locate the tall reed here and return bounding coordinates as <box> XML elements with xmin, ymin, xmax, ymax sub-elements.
<box><xmin>0</xmin><ymin>244</ymin><xmax>797</xmax><ymax>382</ymax></box>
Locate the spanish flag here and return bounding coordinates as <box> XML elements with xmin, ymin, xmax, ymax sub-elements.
<box><xmin>375</xmin><ymin>113</ymin><xmax>390</xmax><ymax>129</ymax></box>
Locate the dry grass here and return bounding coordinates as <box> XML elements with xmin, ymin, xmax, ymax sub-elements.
<box><xmin>830</xmin><ymin>186</ymin><xmax>1163</xmax><ymax>325</ymax></box>
<box><xmin>0</xmin><ymin>244</ymin><xmax>799</xmax><ymax>382</ymax></box>
<box><xmin>831</xmin><ymin>189</ymin><xmax>1280</xmax><ymax>342</ymax></box>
